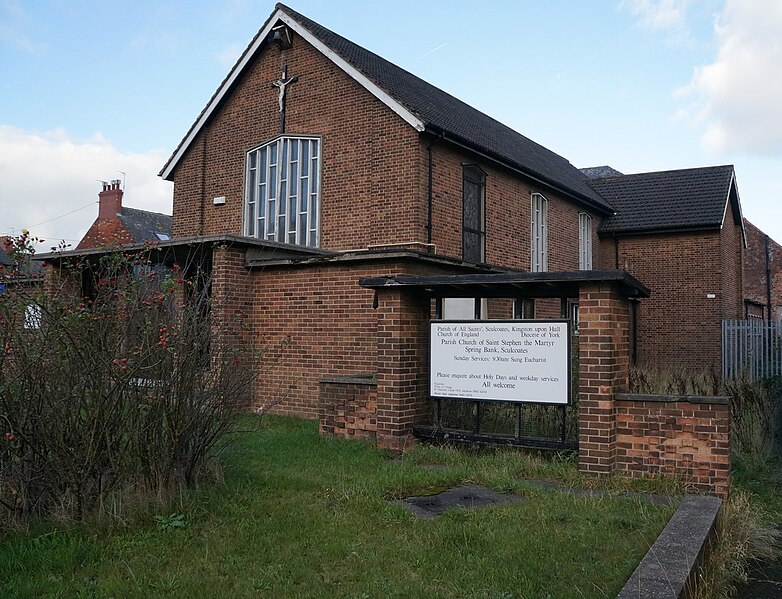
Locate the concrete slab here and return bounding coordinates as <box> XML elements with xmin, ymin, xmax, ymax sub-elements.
<box><xmin>616</xmin><ymin>495</ymin><xmax>722</xmax><ymax>599</ymax></box>
<box><xmin>394</xmin><ymin>484</ymin><xmax>524</xmax><ymax>520</ymax></box>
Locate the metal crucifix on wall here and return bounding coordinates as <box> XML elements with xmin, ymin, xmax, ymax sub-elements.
<box><xmin>271</xmin><ymin>65</ymin><xmax>299</xmax><ymax>133</ymax></box>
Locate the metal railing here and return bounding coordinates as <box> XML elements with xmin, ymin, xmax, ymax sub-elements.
<box><xmin>722</xmin><ymin>319</ymin><xmax>782</xmax><ymax>380</ymax></box>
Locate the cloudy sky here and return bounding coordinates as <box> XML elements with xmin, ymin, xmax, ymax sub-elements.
<box><xmin>1</xmin><ymin>0</ymin><xmax>781</xmax><ymax>248</ymax></box>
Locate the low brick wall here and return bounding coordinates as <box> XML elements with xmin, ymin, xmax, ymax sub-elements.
<box><xmin>319</xmin><ymin>375</ymin><xmax>378</xmax><ymax>441</ymax></box>
<box><xmin>615</xmin><ymin>393</ymin><xmax>731</xmax><ymax>498</ymax></box>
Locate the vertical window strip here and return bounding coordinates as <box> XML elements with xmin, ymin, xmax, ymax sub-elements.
<box><xmin>579</xmin><ymin>212</ymin><xmax>593</xmax><ymax>270</ymax></box>
<box><xmin>531</xmin><ymin>193</ymin><xmax>548</xmax><ymax>272</ymax></box>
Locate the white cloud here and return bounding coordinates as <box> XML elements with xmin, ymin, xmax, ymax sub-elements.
<box><xmin>0</xmin><ymin>0</ymin><xmax>44</xmax><ymax>54</ymax></box>
<box><xmin>623</xmin><ymin>0</ymin><xmax>690</xmax><ymax>30</ymax></box>
<box><xmin>677</xmin><ymin>0</ymin><xmax>782</xmax><ymax>155</ymax></box>
<box><xmin>0</xmin><ymin>125</ymin><xmax>172</xmax><ymax>250</ymax></box>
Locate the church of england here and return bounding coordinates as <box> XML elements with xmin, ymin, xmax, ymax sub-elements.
<box><xmin>49</xmin><ymin>3</ymin><xmax>780</xmax><ymax>456</ymax></box>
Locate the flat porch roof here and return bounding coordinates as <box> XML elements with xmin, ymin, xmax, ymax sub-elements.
<box><xmin>359</xmin><ymin>269</ymin><xmax>650</xmax><ymax>299</ymax></box>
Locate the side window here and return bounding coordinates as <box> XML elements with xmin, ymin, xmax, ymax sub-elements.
<box><xmin>579</xmin><ymin>212</ymin><xmax>593</xmax><ymax>270</ymax></box>
<box><xmin>462</xmin><ymin>166</ymin><xmax>486</xmax><ymax>263</ymax></box>
<box><xmin>531</xmin><ymin>193</ymin><xmax>548</xmax><ymax>272</ymax></box>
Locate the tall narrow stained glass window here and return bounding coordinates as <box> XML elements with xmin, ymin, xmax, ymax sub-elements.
<box><xmin>531</xmin><ymin>193</ymin><xmax>548</xmax><ymax>272</ymax></box>
<box><xmin>463</xmin><ymin>166</ymin><xmax>486</xmax><ymax>263</ymax></box>
<box><xmin>245</xmin><ymin>136</ymin><xmax>320</xmax><ymax>247</ymax></box>
<box><xmin>579</xmin><ymin>212</ymin><xmax>593</xmax><ymax>270</ymax></box>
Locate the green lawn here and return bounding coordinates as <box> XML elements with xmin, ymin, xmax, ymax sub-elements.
<box><xmin>0</xmin><ymin>417</ymin><xmax>678</xmax><ymax>598</ymax></box>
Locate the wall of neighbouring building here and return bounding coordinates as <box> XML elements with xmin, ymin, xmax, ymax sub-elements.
<box><xmin>743</xmin><ymin>219</ymin><xmax>782</xmax><ymax>320</ymax></box>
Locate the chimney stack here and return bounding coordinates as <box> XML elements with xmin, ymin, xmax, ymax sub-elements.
<box><xmin>98</xmin><ymin>179</ymin><xmax>123</xmax><ymax>219</ymax></box>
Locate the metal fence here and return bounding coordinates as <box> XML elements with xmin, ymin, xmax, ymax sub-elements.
<box><xmin>722</xmin><ymin>319</ymin><xmax>782</xmax><ymax>380</ymax></box>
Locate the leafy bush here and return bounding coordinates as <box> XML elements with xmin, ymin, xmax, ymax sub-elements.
<box><xmin>0</xmin><ymin>237</ymin><xmax>280</xmax><ymax>523</ymax></box>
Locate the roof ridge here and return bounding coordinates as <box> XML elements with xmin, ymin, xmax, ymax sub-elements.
<box><xmin>277</xmin><ymin>4</ymin><xmax>575</xmax><ymax>166</ymax></box>
<box><xmin>605</xmin><ymin>164</ymin><xmax>734</xmax><ymax>180</ymax></box>
<box><xmin>120</xmin><ymin>206</ymin><xmax>172</xmax><ymax>218</ymax></box>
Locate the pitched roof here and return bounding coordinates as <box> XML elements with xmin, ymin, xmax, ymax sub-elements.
<box><xmin>589</xmin><ymin>165</ymin><xmax>738</xmax><ymax>235</ymax></box>
<box><xmin>117</xmin><ymin>208</ymin><xmax>172</xmax><ymax>244</ymax></box>
<box><xmin>581</xmin><ymin>165</ymin><xmax>624</xmax><ymax>179</ymax></box>
<box><xmin>160</xmin><ymin>4</ymin><xmax>611</xmax><ymax>213</ymax></box>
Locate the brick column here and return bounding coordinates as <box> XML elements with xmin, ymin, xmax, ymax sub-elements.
<box><xmin>375</xmin><ymin>288</ymin><xmax>430</xmax><ymax>451</ymax></box>
<box><xmin>210</xmin><ymin>245</ymin><xmax>255</xmax><ymax>406</ymax></box>
<box><xmin>578</xmin><ymin>283</ymin><xmax>630</xmax><ymax>476</ymax></box>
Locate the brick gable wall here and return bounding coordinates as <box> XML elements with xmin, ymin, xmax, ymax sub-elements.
<box><xmin>720</xmin><ymin>201</ymin><xmax>743</xmax><ymax>322</ymax></box>
<box><xmin>77</xmin><ymin>218</ymin><xmax>135</xmax><ymax>250</ymax></box>
<box><xmin>171</xmin><ymin>31</ymin><xmax>423</xmax><ymax>251</ymax></box>
<box><xmin>605</xmin><ymin>214</ymin><xmax>744</xmax><ymax>371</ymax></box>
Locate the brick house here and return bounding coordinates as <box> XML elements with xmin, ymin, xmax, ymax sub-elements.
<box><xmin>77</xmin><ymin>180</ymin><xmax>172</xmax><ymax>249</ymax></box>
<box><xmin>41</xmin><ymin>4</ymin><xmax>776</xmax><ymax>422</ymax></box>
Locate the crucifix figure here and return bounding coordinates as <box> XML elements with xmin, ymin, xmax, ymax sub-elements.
<box><xmin>271</xmin><ymin>65</ymin><xmax>299</xmax><ymax>133</ymax></box>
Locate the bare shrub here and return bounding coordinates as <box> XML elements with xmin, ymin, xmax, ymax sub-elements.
<box><xmin>1</xmin><ymin>236</ymin><xmax>279</xmax><ymax>523</ymax></box>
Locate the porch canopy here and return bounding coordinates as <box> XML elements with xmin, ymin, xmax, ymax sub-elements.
<box><xmin>359</xmin><ymin>269</ymin><xmax>650</xmax><ymax>300</ymax></box>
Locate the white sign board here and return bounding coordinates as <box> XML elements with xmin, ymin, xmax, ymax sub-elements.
<box><xmin>430</xmin><ymin>320</ymin><xmax>570</xmax><ymax>404</ymax></box>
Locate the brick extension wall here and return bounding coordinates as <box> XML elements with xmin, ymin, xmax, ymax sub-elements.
<box><xmin>615</xmin><ymin>394</ymin><xmax>731</xmax><ymax>498</ymax></box>
<box><xmin>577</xmin><ymin>281</ymin><xmax>730</xmax><ymax>497</ymax></box>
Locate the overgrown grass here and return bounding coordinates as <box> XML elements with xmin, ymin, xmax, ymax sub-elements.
<box><xmin>1</xmin><ymin>416</ymin><xmax>677</xmax><ymax>598</ymax></box>
<box><xmin>629</xmin><ymin>369</ymin><xmax>782</xmax><ymax>599</ymax></box>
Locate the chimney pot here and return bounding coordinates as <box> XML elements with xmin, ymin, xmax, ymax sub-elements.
<box><xmin>98</xmin><ymin>180</ymin><xmax>123</xmax><ymax>219</ymax></box>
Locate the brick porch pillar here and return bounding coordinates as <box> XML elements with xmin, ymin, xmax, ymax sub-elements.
<box><xmin>578</xmin><ymin>282</ymin><xmax>631</xmax><ymax>476</ymax></box>
<box><xmin>375</xmin><ymin>288</ymin><xmax>430</xmax><ymax>451</ymax></box>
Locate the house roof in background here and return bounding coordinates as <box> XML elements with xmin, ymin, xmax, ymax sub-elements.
<box><xmin>160</xmin><ymin>3</ymin><xmax>612</xmax><ymax>213</ymax></box>
<box><xmin>581</xmin><ymin>165</ymin><xmax>624</xmax><ymax>179</ymax></box>
<box><xmin>589</xmin><ymin>165</ymin><xmax>739</xmax><ymax>235</ymax></box>
<box><xmin>117</xmin><ymin>208</ymin><xmax>172</xmax><ymax>244</ymax></box>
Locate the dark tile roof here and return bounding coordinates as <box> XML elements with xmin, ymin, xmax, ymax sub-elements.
<box><xmin>279</xmin><ymin>4</ymin><xmax>612</xmax><ymax>212</ymax></box>
<box><xmin>589</xmin><ymin>165</ymin><xmax>736</xmax><ymax>235</ymax></box>
<box><xmin>581</xmin><ymin>165</ymin><xmax>624</xmax><ymax>179</ymax></box>
<box><xmin>117</xmin><ymin>208</ymin><xmax>172</xmax><ymax>244</ymax></box>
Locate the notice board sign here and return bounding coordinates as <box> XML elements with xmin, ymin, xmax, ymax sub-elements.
<box><xmin>430</xmin><ymin>320</ymin><xmax>570</xmax><ymax>405</ymax></box>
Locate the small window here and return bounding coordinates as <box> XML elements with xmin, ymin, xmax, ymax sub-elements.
<box><xmin>462</xmin><ymin>166</ymin><xmax>486</xmax><ymax>263</ymax></box>
<box><xmin>24</xmin><ymin>303</ymin><xmax>42</xmax><ymax>330</ymax></box>
<box><xmin>155</xmin><ymin>232</ymin><xmax>170</xmax><ymax>241</ymax></box>
<box><xmin>531</xmin><ymin>193</ymin><xmax>548</xmax><ymax>272</ymax></box>
<box><xmin>579</xmin><ymin>213</ymin><xmax>592</xmax><ymax>270</ymax></box>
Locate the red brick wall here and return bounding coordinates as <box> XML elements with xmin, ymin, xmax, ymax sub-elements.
<box><xmin>244</xmin><ymin>258</ymin><xmax>464</xmax><ymax>418</ymax></box>
<box><xmin>721</xmin><ymin>203</ymin><xmax>743</xmax><ymax>323</ymax></box>
<box><xmin>743</xmin><ymin>219</ymin><xmax>782</xmax><ymax>320</ymax></box>
<box><xmin>578</xmin><ymin>283</ymin><xmax>630</xmax><ymax>475</ymax></box>
<box><xmin>77</xmin><ymin>217</ymin><xmax>135</xmax><ymax>250</ymax></box>
<box><xmin>612</xmin><ymin>231</ymin><xmax>724</xmax><ymax>371</ymax></box>
<box><xmin>426</xmin><ymin>141</ymin><xmax>598</xmax><ymax>270</ymax></box>
<box><xmin>375</xmin><ymin>287</ymin><xmax>431</xmax><ymax>451</ymax></box>
<box><xmin>319</xmin><ymin>376</ymin><xmax>377</xmax><ymax>441</ymax></box>
<box><xmin>615</xmin><ymin>394</ymin><xmax>731</xmax><ymax>498</ymax></box>
<box><xmin>170</xmin><ymin>31</ymin><xmax>423</xmax><ymax>250</ymax></box>
<box><xmin>169</xmin><ymin>30</ymin><xmax>602</xmax><ymax>272</ymax></box>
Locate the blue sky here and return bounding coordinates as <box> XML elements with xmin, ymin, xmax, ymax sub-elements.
<box><xmin>1</xmin><ymin>0</ymin><xmax>781</xmax><ymax>246</ymax></box>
